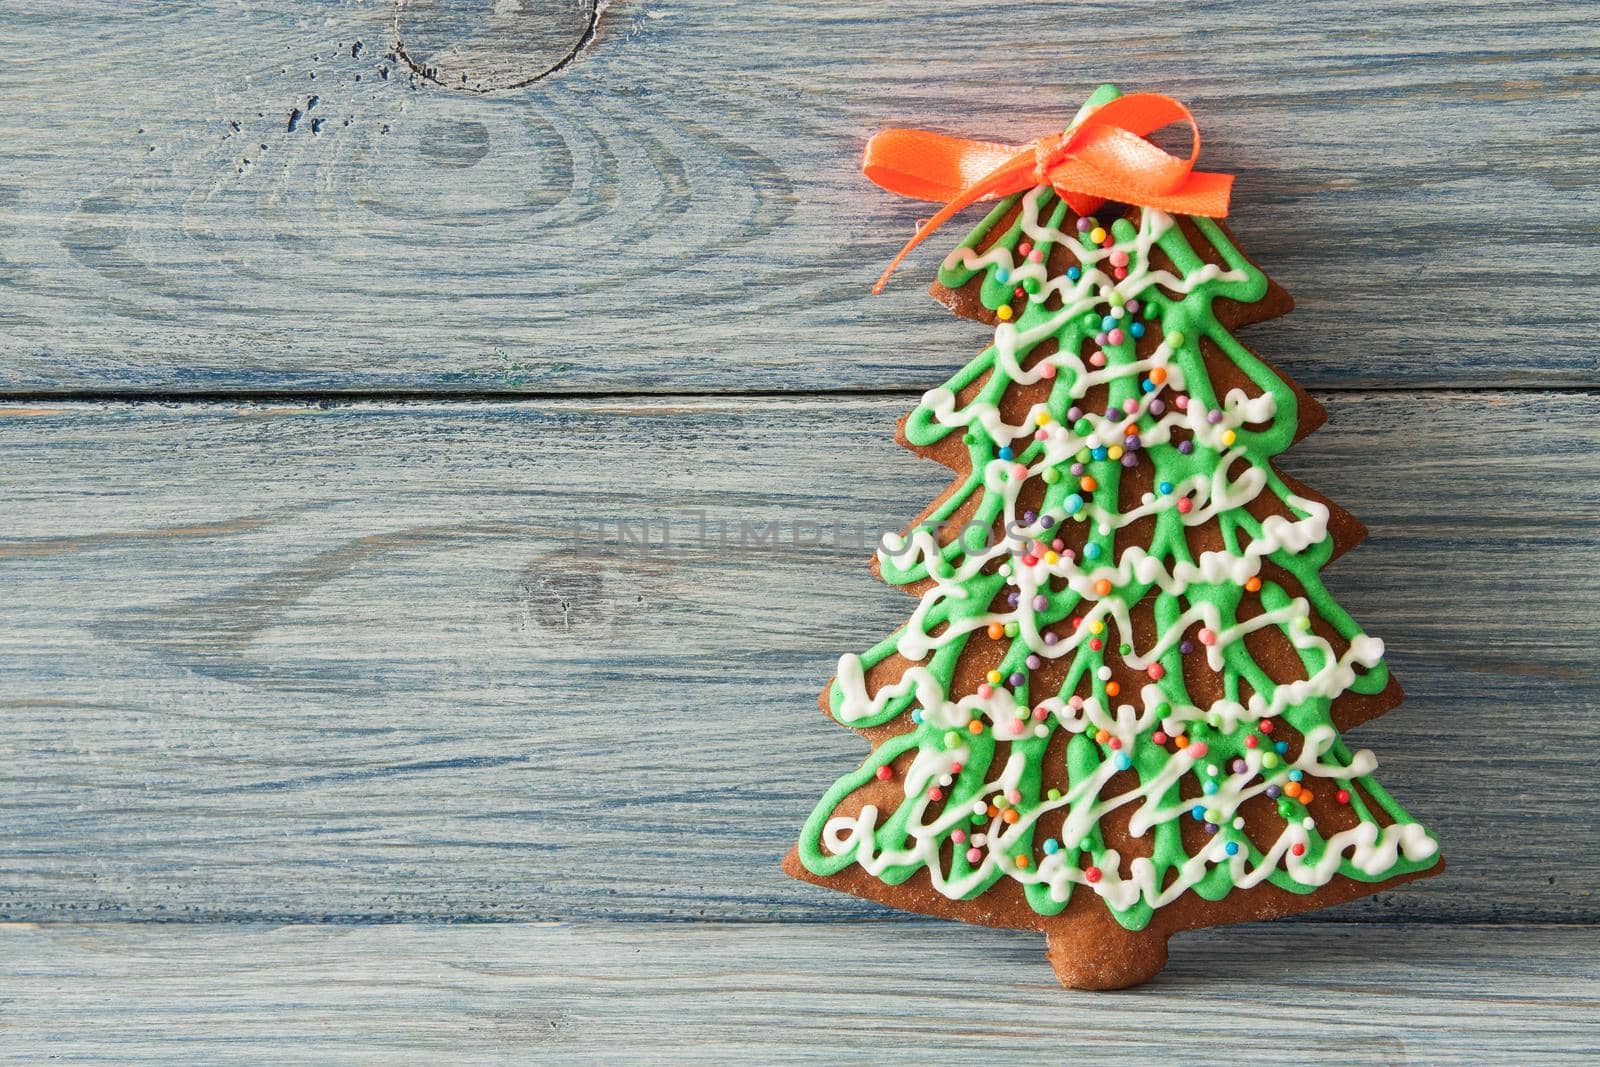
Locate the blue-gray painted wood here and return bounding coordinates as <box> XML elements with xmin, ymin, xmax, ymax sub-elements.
<box><xmin>2</xmin><ymin>394</ymin><xmax>1594</xmax><ymax>924</ymax></box>
<box><xmin>1</xmin><ymin>921</ymin><xmax>1595</xmax><ymax>1063</ymax></box>
<box><xmin>1</xmin><ymin>0</ymin><xmax>1596</xmax><ymax>394</ymax></box>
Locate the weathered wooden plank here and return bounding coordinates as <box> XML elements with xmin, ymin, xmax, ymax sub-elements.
<box><xmin>1</xmin><ymin>1</ymin><xmax>1595</xmax><ymax>393</ymax></box>
<box><xmin>1</xmin><ymin>921</ymin><xmax>1595</xmax><ymax>1063</ymax></box>
<box><xmin>0</xmin><ymin>394</ymin><xmax>1593</xmax><ymax>924</ymax></box>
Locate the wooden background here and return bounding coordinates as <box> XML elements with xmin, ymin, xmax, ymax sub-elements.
<box><xmin>2</xmin><ymin>0</ymin><xmax>1597</xmax><ymax>1061</ymax></box>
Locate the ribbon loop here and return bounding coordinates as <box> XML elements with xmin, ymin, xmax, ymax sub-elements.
<box><xmin>863</xmin><ymin>91</ymin><xmax>1232</xmax><ymax>293</ymax></box>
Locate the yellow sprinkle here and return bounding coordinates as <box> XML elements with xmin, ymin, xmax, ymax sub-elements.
<box><xmin>1089</xmin><ymin>227</ymin><xmax>1107</xmax><ymax>243</ymax></box>
<box><xmin>996</xmin><ymin>305</ymin><xmax>1013</xmax><ymax>321</ymax></box>
<box><xmin>986</xmin><ymin>670</ymin><xmax>1003</xmax><ymax>685</ymax></box>
<box><xmin>1222</xmin><ymin>430</ymin><xmax>1237</xmax><ymax>446</ymax></box>
<box><xmin>1044</xmin><ymin>551</ymin><xmax>1059</xmax><ymax>564</ymax></box>
<box><xmin>1090</xmin><ymin>620</ymin><xmax>1105</xmax><ymax>635</ymax></box>
<box><xmin>1036</xmin><ymin>412</ymin><xmax>1051</xmax><ymax>425</ymax></box>
<box><xmin>1108</xmin><ymin>445</ymin><xmax>1124</xmax><ymax>460</ymax></box>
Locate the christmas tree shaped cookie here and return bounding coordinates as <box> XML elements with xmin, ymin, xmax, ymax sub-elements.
<box><xmin>784</xmin><ymin>86</ymin><xmax>1442</xmax><ymax>989</ymax></box>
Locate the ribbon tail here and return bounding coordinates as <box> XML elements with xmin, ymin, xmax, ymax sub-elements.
<box><xmin>872</xmin><ymin>150</ymin><xmax>1036</xmax><ymax>294</ymax></box>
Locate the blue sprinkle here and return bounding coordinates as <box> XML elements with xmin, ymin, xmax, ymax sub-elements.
<box><xmin>1191</xmin><ymin>806</ymin><xmax>1206</xmax><ymax>821</ymax></box>
<box><xmin>1063</xmin><ymin>493</ymin><xmax>1085</xmax><ymax>515</ymax></box>
<box><xmin>1084</xmin><ymin>543</ymin><xmax>1103</xmax><ymax>560</ymax></box>
<box><xmin>1202</xmin><ymin>781</ymin><xmax>1218</xmax><ymax>795</ymax></box>
<box><xmin>996</xmin><ymin>267</ymin><xmax>1011</xmax><ymax>284</ymax></box>
<box><xmin>1225</xmin><ymin>841</ymin><xmax>1240</xmax><ymax>856</ymax></box>
<box><xmin>1159</xmin><ymin>481</ymin><xmax>1174</xmax><ymax>494</ymax></box>
<box><xmin>1114</xmin><ymin>753</ymin><xmax>1131</xmax><ymax>770</ymax></box>
<box><xmin>1101</xmin><ymin>315</ymin><xmax>1117</xmax><ymax>331</ymax></box>
<box><xmin>997</xmin><ymin>446</ymin><xmax>1014</xmax><ymax>460</ymax></box>
<box><xmin>1276</xmin><ymin>741</ymin><xmax>1290</xmax><ymax>755</ymax></box>
<box><xmin>1067</xmin><ymin>266</ymin><xmax>1082</xmax><ymax>281</ymax></box>
<box><xmin>1289</xmin><ymin>769</ymin><xmax>1304</xmax><ymax>781</ymax></box>
<box><xmin>1141</xmin><ymin>379</ymin><xmax>1156</xmax><ymax>393</ymax></box>
<box><xmin>1130</xmin><ymin>322</ymin><xmax>1146</xmax><ymax>338</ymax></box>
<box><xmin>912</xmin><ymin>710</ymin><xmax>923</xmax><ymax>724</ymax></box>
<box><xmin>1043</xmin><ymin>839</ymin><xmax>1060</xmax><ymax>854</ymax></box>
<box><xmin>1092</xmin><ymin>446</ymin><xmax>1108</xmax><ymax>461</ymax></box>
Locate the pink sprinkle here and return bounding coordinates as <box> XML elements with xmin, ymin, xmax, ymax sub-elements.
<box><xmin>1122</xmin><ymin>398</ymin><xmax>1139</xmax><ymax>414</ymax></box>
<box><xmin>1006</xmin><ymin>789</ymin><xmax>1022</xmax><ymax>804</ymax></box>
<box><xmin>1028</xmin><ymin>249</ymin><xmax>1044</xmax><ymax>263</ymax></box>
<box><xmin>1021</xmin><ymin>554</ymin><xmax>1038</xmax><ymax>566</ymax></box>
<box><xmin>1109</xmin><ymin>738</ymin><xmax>1122</xmax><ymax>750</ymax></box>
<box><xmin>1009</xmin><ymin>719</ymin><xmax>1026</xmax><ymax>736</ymax></box>
<box><xmin>1051</xmin><ymin>538</ymin><xmax>1065</xmax><ymax>552</ymax></box>
<box><xmin>967</xmin><ymin>847</ymin><xmax>984</xmax><ymax>863</ymax></box>
<box><xmin>1175</xmin><ymin>396</ymin><xmax>1189</xmax><ymax>410</ymax></box>
<box><xmin>952</xmin><ymin>829</ymin><xmax>967</xmax><ymax>843</ymax></box>
<box><xmin>1040</xmin><ymin>364</ymin><xmax>1057</xmax><ymax>379</ymax></box>
<box><xmin>1109</xmin><ymin>250</ymin><xmax>1129</xmax><ymax>267</ymax></box>
<box><xmin>977</xmin><ymin>684</ymin><xmax>994</xmax><ymax>699</ymax></box>
<box><xmin>1198</xmin><ymin>628</ymin><xmax>1217</xmax><ymax>646</ymax></box>
<box><xmin>1089</xmin><ymin>351</ymin><xmax>1107</xmax><ymax>367</ymax></box>
<box><xmin>1013</xmin><ymin>463</ymin><xmax>1029</xmax><ymax>478</ymax></box>
<box><xmin>1146</xmin><ymin>664</ymin><xmax>1165</xmax><ymax>681</ymax></box>
<box><xmin>1033</xmin><ymin>706</ymin><xmax>1049</xmax><ymax>721</ymax></box>
<box><xmin>928</xmin><ymin>787</ymin><xmax>944</xmax><ymax>801</ymax></box>
<box><xmin>1068</xmin><ymin>695</ymin><xmax>1085</xmax><ymax>710</ymax></box>
<box><xmin>1107</xmin><ymin>328</ymin><xmax>1125</xmax><ymax>345</ymax></box>
<box><xmin>1188</xmin><ymin>741</ymin><xmax>1209</xmax><ymax>759</ymax></box>
<box><xmin>1018</xmin><ymin>241</ymin><xmax>1033</xmax><ymax>256</ymax></box>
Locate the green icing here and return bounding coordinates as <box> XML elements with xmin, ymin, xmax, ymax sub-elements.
<box><xmin>798</xmin><ymin>179</ymin><xmax>1440</xmax><ymax>932</ymax></box>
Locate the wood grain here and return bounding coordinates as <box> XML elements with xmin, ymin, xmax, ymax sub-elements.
<box><xmin>1</xmin><ymin>0</ymin><xmax>1596</xmax><ymax>394</ymax></box>
<box><xmin>2</xmin><ymin>393</ymin><xmax>1594</xmax><ymax>924</ymax></box>
<box><xmin>2</xmin><ymin>921</ymin><xmax>1595</xmax><ymax>1063</ymax></box>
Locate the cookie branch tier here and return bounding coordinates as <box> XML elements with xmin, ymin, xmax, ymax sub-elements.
<box><xmin>788</xmin><ymin>166</ymin><xmax>1441</xmax><ymax>988</ymax></box>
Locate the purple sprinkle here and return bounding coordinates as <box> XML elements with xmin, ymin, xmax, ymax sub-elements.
<box><xmin>1076</xmin><ymin>217</ymin><xmax>1092</xmax><ymax>232</ymax></box>
<box><xmin>1025</xmin><ymin>654</ymin><xmax>1042</xmax><ymax>670</ymax></box>
<box><xmin>1040</xmin><ymin>515</ymin><xmax>1056</xmax><ymax>529</ymax></box>
<box><xmin>1180</xmin><ymin>639</ymin><xmax>1195</xmax><ymax>654</ymax></box>
<box><xmin>1149</xmin><ymin>399</ymin><xmax>1166</xmax><ymax>415</ymax></box>
<box><xmin>1266</xmin><ymin>785</ymin><xmax>1282</xmax><ymax>799</ymax></box>
<box><xmin>1178</xmin><ymin>440</ymin><xmax>1194</xmax><ymax>455</ymax></box>
<box><xmin>1124</xmin><ymin>435</ymin><xmax>1140</xmax><ymax>449</ymax></box>
<box><xmin>1032</xmin><ymin>595</ymin><xmax>1049</xmax><ymax>610</ymax></box>
<box><xmin>1007</xmin><ymin>592</ymin><xmax>1021</xmax><ymax>607</ymax></box>
<box><xmin>1008</xmin><ymin>672</ymin><xmax>1024</xmax><ymax>687</ymax></box>
<box><xmin>1121</xmin><ymin>453</ymin><xmax>1138</xmax><ymax>468</ymax></box>
<box><xmin>1207</xmin><ymin>410</ymin><xmax>1224</xmax><ymax>424</ymax></box>
<box><xmin>1231</xmin><ymin>758</ymin><xmax>1247</xmax><ymax>773</ymax></box>
<box><xmin>1126</xmin><ymin>299</ymin><xmax>1141</xmax><ymax>313</ymax></box>
<box><xmin>1204</xmin><ymin>823</ymin><xmax>1218</xmax><ymax>835</ymax></box>
<box><xmin>1071</xmin><ymin>462</ymin><xmax>1085</xmax><ymax>476</ymax></box>
<box><xmin>1067</xmin><ymin>406</ymin><xmax>1082</xmax><ymax>421</ymax></box>
<box><xmin>1044</xmin><ymin>632</ymin><xmax>1059</xmax><ymax>646</ymax></box>
<box><xmin>1095</xmin><ymin>332</ymin><xmax>1109</xmax><ymax>345</ymax></box>
<box><xmin>1022</xmin><ymin>509</ymin><xmax>1037</xmax><ymax>524</ymax></box>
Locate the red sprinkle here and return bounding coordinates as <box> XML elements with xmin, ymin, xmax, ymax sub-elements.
<box><xmin>1085</xmin><ymin>866</ymin><xmax>1103</xmax><ymax>883</ymax></box>
<box><xmin>1336</xmin><ymin>789</ymin><xmax>1351</xmax><ymax>804</ymax></box>
<box><xmin>1291</xmin><ymin>843</ymin><xmax>1306</xmax><ymax>857</ymax></box>
<box><xmin>875</xmin><ymin>766</ymin><xmax>893</xmax><ymax>781</ymax></box>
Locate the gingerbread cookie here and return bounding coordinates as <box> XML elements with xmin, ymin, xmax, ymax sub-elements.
<box><xmin>784</xmin><ymin>86</ymin><xmax>1442</xmax><ymax>990</ymax></box>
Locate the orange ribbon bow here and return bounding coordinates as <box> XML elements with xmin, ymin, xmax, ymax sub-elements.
<box><xmin>863</xmin><ymin>91</ymin><xmax>1233</xmax><ymax>293</ymax></box>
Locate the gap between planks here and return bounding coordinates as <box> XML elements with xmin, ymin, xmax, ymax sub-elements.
<box><xmin>3</xmin><ymin>383</ymin><xmax>1600</xmax><ymax>406</ymax></box>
